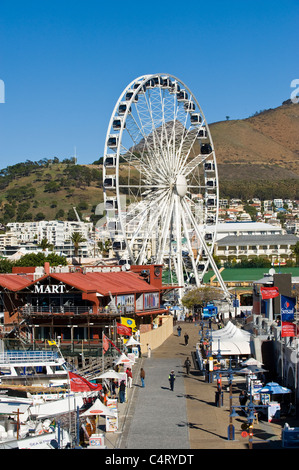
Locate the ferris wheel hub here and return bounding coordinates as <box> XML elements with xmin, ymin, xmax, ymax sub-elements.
<box><xmin>175</xmin><ymin>174</ymin><xmax>188</xmax><ymax>198</ymax></box>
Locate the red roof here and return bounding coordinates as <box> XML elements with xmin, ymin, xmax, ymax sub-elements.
<box><xmin>0</xmin><ymin>274</ymin><xmax>34</xmax><ymax>291</ymax></box>
<box><xmin>0</xmin><ymin>270</ymin><xmax>163</xmax><ymax>296</ymax></box>
<box><xmin>47</xmin><ymin>271</ymin><xmax>160</xmax><ymax>295</ymax></box>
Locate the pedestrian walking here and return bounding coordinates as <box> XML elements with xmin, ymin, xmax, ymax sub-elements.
<box><xmin>126</xmin><ymin>367</ymin><xmax>133</xmax><ymax>388</ymax></box>
<box><xmin>119</xmin><ymin>380</ymin><xmax>126</xmax><ymax>403</ymax></box>
<box><xmin>177</xmin><ymin>325</ymin><xmax>182</xmax><ymax>337</ymax></box>
<box><xmin>147</xmin><ymin>343</ymin><xmax>151</xmax><ymax>358</ymax></box>
<box><xmin>168</xmin><ymin>370</ymin><xmax>176</xmax><ymax>391</ymax></box>
<box><xmin>184</xmin><ymin>357</ymin><xmax>191</xmax><ymax>375</ymax></box>
<box><xmin>140</xmin><ymin>367</ymin><xmax>145</xmax><ymax>387</ymax></box>
<box><xmin>184</xmin><ymin>333</ymin><xmax>189</xmax><ymax>346</ymax></box>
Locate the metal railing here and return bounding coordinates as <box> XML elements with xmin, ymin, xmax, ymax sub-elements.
<box><xmin>21</xmin><ymin>306</ymin><xmax>92</xmax><ymax>315</ymax></box>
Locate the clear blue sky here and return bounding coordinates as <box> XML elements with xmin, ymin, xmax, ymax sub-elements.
<box><xmin>0</xmin><ymin>0</ymin><xmax>298</xmax><ymax>166</ymax></box>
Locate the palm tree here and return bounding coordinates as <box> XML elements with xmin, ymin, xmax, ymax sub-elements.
<box><xmin>98</xmin><ymin>239</ymin><xmax>111</xmax><ymax>257</ymax></box>
<box><xmin>71</xmin><ymin>232</ymin><xmax>86</xmax><ymax>257</ymax></box>
<box><xmin>38</xmin><ymin>237</ymin><xmax>53</xmax><ymax>252</ymax></box>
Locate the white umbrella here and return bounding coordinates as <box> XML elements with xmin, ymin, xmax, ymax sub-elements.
<box><xmin>238</xmin><ymin>366</ymin><xmax>267</xmax><ymax>374</ymax></box>
<box><xmin>126</xmin><ymin>337</ymin><xmax>141</xmax><ymax>346</ymax></box>
<box><xmin>241</xmin><ymin>358</ymin><xmax>263</xmax><ymax>367</ymax></box>
<box><xmin>93</xmin><ymin>369</ymin><xmax>123</xmax><ymax>380</ymax></box>
<box><xmin>81</xmin><ymin>398</ymin><xmax>117</xmax><ymax>417</ymax></box>
<box><xmin>114</xmin><ymin>353</ymin><xmax>134</xmax><ymax>365</ymax></box>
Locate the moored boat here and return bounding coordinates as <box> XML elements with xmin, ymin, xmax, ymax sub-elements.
<box><xmin>0</xmin><ymin>350</ymin><xmax>69</xmax><ymax>387</ymax></box>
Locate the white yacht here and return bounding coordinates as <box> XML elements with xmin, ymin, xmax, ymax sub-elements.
<box><xmin>0</xmin><ymin>350</ymin><xmax>69</xmax><ymax>387</ymax></box>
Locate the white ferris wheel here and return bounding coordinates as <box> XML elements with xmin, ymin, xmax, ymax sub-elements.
<box><xmin>102</xmin><ymin>73</ymin><xmax>229</xmax><ymax>299</ymax></box>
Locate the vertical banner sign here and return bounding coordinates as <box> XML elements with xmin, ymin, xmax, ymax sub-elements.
<box><xmin>281</xmin><ymin>295</ymin><xmax>296</xmax><ymax>321</ymax></box>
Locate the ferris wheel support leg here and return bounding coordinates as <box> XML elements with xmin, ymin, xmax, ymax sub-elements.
<box><xmin>181</xmin><ymin>208</ymin><xmax>201</xmax><ymax>287</ymax></box>
<box><xmin>174</xmin><ymin>195</ymin><xmax>185</xmax><ymax>300</ymax></box>
<box><xmin>181</xmin><ymin>199</ymin><xmax>231</xmax><ymax>302</ymax></box>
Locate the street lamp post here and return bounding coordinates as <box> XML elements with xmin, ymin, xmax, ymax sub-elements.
<box><xmin>227</xmin><ymin>367</ymin><xmax>235</xmax><ymax>440</ymax></box>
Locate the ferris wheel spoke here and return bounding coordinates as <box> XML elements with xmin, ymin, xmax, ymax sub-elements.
<box><xmin>182</xmin><ymin>152</ymin><xmax>210</xmax><ymax>178</ymax></box>
<box><xmin>119</xmin><ymin>142</ymin><xmax>168</xmax><ymax>185</ymax></box>
<box><xmin>181</xmin><ymin>198</ymin><xmax>230</xmax><ymax>299</ymax></box>
<box><xmin>125</xmin><ymin>110</ymin><xmax>159</xmax><ymax>169</ymax></box>
<box><xmin>181</xmin><ymin>204</ymin><xmax>200</xmax><ymax>286</ymax></box>
<box><xmin>128</xmin><ymin>190</ymin><xmax>172</xmax><ymax>263</ymax></box>
<box><xmin>141</xmin><ymin>91</ymin><xmax>172</xmax><ymax>178</ymax></box>
<box><xmin>122</xmin><ymin>188</ymin><xmax>169</xmax><ymax>234</ymax></box>
<box><xmin>173</xmin><ymin>105</ymin><xmax>191</xmax><ymax>175</ymax></box>
<box><xmin>156</xmin><ymin>193</ymin><xmax>175</xmax><ymax>264</ymax></box>
<box><xmin>175</xmin><ymin>127</ymin><xmax>201</xmax><ymax>176</ymax></box>
<box><xmin>136</xmin><ymin>196</ymin><xmax>171</xmax><ymax>264</ymax></box>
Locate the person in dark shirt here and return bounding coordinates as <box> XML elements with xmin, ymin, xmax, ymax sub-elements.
<box><xmin>169</xmin><ymin>370</ymin><xmax>176</xmax><ymax>391</ymax></box>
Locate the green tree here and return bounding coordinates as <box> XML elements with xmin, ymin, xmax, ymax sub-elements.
<box><xmin>14</xmin><ymin>252</ymin><xmax>67</xmax><ymax>267</ymax></box>
<box><xmin>98</xmin><ymin>239</ymin><xmax>111</xmax><ymax>256</ymax></box>
<box><xmin>44</xmin><ymin>181</ymin><xmax>60</xmax><ymax>193</ymax></box>
<box><xmin>55</xmin><ymin>209</ymin><xmax>65</xmax><ymax>219</ymax></box>
<box><xmin>292</xmin><ymin>241</ymin><xmax>299</xmax><ymax>266</ymax></box>
<box><xmin>35</xmin><ymin>212</ymin><xmax>46</xmax><ymax>221</ymax></box>
<box><xmin>0</xmin><ymin>259</ymin><xmax>14</xmax><ymax>273</ymax></box>
<box><xmin>181</xmin><ymin>286</ymin><xmax>223</xmax><ymax>314</ymax></box>
<box><xmin>38</xmin><ymin>238</ymin><xmax>53</xmax><ymax>251</ymax></box>
<box><xmin>71</xmin><ymin>232</ymin><xmax>86</xmax><ymax>256</ymax></box>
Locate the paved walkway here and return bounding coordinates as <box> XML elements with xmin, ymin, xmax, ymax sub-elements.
<box><xmin>103</xmin><ymin>320</ymin><xmax>294</xmax><ymax>450</ymax></box>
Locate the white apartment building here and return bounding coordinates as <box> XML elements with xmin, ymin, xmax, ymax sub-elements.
<box><xmin>4</xmin><ymin>220</ymin><xmax>94</xmax><ymax>258</ymax></box>
<box><xmin>273</xmin><ymin>199</ymin><xmax>284</xmax><ymax>209</ymax></box>
<box><xmin>263</xmin><ymin>200</ymin><xmax>273</xmax><ymax>211</ymax></box>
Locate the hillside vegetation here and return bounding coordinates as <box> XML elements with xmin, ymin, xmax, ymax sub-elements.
<box><xmin>0</xmin><ymin>158</ymin><xmax>103</xmax><ymax>224</ymax></box>
<box><xmin>212</xmin><ymin>99</ymin><xmax>299</xmax><ymax>177</ymax></box>
<box><xmin>0</xmin><ymin>100</ymin><xmax>298</xmax><ymax>224</ymax></box>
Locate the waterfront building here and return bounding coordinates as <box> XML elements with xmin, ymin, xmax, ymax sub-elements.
<box><xmin>214</xmin><ymin>233</ymin><xmax>299</xmax><ymax>265</ymax></box>
<box><xmin>0</xmin><ymin>263</ymin><xmax>175</xmax><ymax>363</ymax></box>
<box><xmin>212</xmin><ymin>221</ymin><xmax>284</xmax><ymax>242</ymax></box>
<box><xmin>250</xmin><ymin>272</ymin><xmax>299</xmax><ymax>412</ymax></box>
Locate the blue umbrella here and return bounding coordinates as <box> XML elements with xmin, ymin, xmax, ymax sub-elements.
<box><xmin>260</xmin><ymin>382</ymin><xmax>292</xmax><ymax>394</ymax></box>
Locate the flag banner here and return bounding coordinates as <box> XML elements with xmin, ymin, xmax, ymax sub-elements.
<box><xmin>69</xmin><ymin>371</ymin><xmax>102</xmax><ymax>392</ymax></box>
<box><xmin>260</xmin><ymin>287</ymin><xmax>279</xmax><ymax>300</ymax></box>
<box><xmin>281</xmin><ymin>295</ymin><xmax>296</xmax><ymax>321</ymax></box>
<box><xmin>102</xmin><ymin>334</ymin><xmax>110</xmax><ymax>355</ymax></box>
<box><xmin>121</xmin><ymin>317</ymin><xmax>137</xmax><ymax>332</ymax></box>
<box><xmin>103</xmin><ymin>335</ymin><xmax>122</xmax><ymax>354</ymax></box>
<box><xmin>281</xmin><ymin>322</ymin><xmax>298</xmax><ymax>338</ymax></box>
<box><xmin>47</xmin><ymin>340</ymin><xmax>57</xmax><ymax>346</ymax></box>
<box><xmin>117</xmin><ymin>322</ymin><xmax>132</xmax><ymax>336</ymax></box>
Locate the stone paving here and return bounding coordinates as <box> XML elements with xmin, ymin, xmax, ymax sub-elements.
<box><xmin>103</xmin><ymin>320</ymin><xmax>295</xmax><ymax>450</ymax></box>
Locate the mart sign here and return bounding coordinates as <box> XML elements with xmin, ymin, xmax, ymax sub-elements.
<box><xmin>34</xmin><ymin>284</ymin><xmax>66</xmax><ymax>294</ymax></box>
